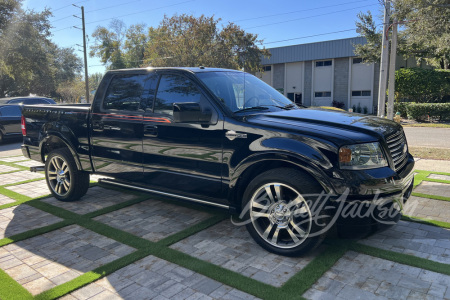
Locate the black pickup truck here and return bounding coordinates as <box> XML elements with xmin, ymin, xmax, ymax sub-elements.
<box><xmin>21</xmin><ymin>67</ymin><xmax>415</xmax><ymax>256</ymax></box>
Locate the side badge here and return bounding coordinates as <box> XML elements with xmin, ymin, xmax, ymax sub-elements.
<box><xmin>226</xmin><ymin>130</ymin><xmax>247</xmax><ymax>141</ymax></box>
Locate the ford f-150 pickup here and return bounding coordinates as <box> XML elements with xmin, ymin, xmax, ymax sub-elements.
<box><xmin>21</xmin><ymin>67</ymin><xmax>415</xmax><ymax>256</ymax></box>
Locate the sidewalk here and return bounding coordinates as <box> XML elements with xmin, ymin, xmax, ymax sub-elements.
<box><xmin>414</xmin><ymin>158</ymin><xmax>450</xmax><ymax>172</ymax></box>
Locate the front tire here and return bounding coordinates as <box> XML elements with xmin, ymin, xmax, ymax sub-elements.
<box><xmin>242</xmin><ymin>168</ymin><xmax>330</xmax><ymax>256</ymax></box>
<box><xmin>45</xmin><ymin>148</ymin><xmax>89</xmax><ymax>201</ymax></box>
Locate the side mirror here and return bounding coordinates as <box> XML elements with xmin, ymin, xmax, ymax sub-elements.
<box><xmin>173</xmin><ymin>102</ymin><xmax>212</xmax><ymax>123</ymax></box>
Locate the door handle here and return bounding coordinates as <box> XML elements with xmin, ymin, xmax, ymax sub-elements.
<box><xmin>144</xmin><ymin>125</ymin><xmax>158</xmax><ymax>137</ymax></box>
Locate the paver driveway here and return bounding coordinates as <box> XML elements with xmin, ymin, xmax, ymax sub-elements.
<box><xmin>0</xmin><ymin>149</ymin><xmax>449</xmax><ymax>299</ymax></box>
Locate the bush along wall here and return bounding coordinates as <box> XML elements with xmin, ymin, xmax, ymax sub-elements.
<box><xmin>406</xmin><ymin>103</ymin><xmax>450</xmax><ymax>122</ymax></box>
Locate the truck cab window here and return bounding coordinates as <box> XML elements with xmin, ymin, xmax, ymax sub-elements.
<box><xmin>154</xmin><ymin>74</ymin><xmax>202</xmax><ymax>116</ymax></box>
<box><xmin>103</xmin><ymin>74</ymin><xmax>147</xmax><ymax>111</ymax></box>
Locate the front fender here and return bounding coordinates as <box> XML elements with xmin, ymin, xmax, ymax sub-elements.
<box><xmin>230</xmin><ymin>151</ymin><xmax>337</xmax><ymax>196</ymax></box>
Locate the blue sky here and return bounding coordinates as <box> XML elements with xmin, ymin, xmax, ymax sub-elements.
<box><xmin>23</xmin><ymin>0</ymin><xmax>382</xmax><ymax>75</ymax></box>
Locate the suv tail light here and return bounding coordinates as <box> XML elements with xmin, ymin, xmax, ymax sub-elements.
<box><xmin>21</xmin><ymin>115</ymin><xmax>27</xmax><ymax>136</ymax></box>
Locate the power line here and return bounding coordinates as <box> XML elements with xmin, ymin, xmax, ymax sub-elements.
<box><xmin>246</xmin><ymin>4</ymin><xmax>378</xmax><ymax>29</ymax></box>
<box><xmin>51</xmin><ymin>0</ymin><xmax>89</xmax><ymax>13</ymax></box>
<box><xmin>52</xmin><ymin>0</ymin><xmax>194</xmax><ymax>32</ymax></box>
<box><xmin>51</xmin><ymin>0</ymin><xmax>144</xmax><ymax>23</ymax></box>
<box><xmin>233</xmin><ymin>0</ymin><xmax>376</xmax><ymax>23</ymax></box>
<box><xmin>262</xmin><ymin>29</ymin><xmax>357</xmax><ymax>45</ymax></box>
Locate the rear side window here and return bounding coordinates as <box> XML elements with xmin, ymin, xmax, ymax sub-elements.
<box><xmin>103</xmin><ymin>74</ymin><xmax>149</xmax><ymax>111</ymax></box>
<box><xmin>0</xmin><ymin>106</ymin><xmax>21</xmax><ymax>116</ymax></box>
<box><xmin>154</xmin><ymin>74</ymin><xmax>202</xmax><ymax>116</ymax></box>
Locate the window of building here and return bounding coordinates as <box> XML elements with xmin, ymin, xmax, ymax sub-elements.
<box><xmin>315</xmin><ymin>91</ymin><xmax>331</xmax><ymax>97</ymax></box>
<box><xmin>155</xmin><ymin>74</ymin><xmax>203</xmax><ymax>116</ymax></box>
<box><xmin>352</xmin><ymin>90</ymin><xmax>371</xmax><ymax>97</ymax></box>
<box><xmin>103</xmin><ymin>74</ymin><xmax>148</xmax><ymax>111</ymax></box>
<box><xmin>263</xmin><ymin>66</ymin><xmax>272</xmax><ymax>72</ymax></box>
<box><xmin>316</xmin><ymin>60</ymin><xmax>332</xmax><ymax>67</ymax></box>
<box><xmin>352</xmin><ymin>58</ymin><xmax>363</xmax><ymax>64</ymax></box>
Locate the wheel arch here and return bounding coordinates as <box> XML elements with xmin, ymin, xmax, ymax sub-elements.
<box><xmin>39</xmin><ymin>133</ymin><xmax>83</xmax><ymax>170</ymax></box>
<box><xmin>229</xmin><ymin>153</ymin><xmax>336</xmax><ymax>211</ymax></box>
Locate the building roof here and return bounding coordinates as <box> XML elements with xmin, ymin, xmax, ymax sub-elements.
<box><xmin>261</xmin><ymin>37</ymin><xmax>366</xmax><ymax>65</ymax></box>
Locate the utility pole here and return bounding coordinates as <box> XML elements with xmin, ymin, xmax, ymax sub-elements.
<box><xmin>387</xmin><ymin>18</ymin><xmax>398</xmax><ymax>120</ymax></box>
<box><xmin>377</xmin><ymin>0</ymin><xmax>390</xmax><ymax>117</ymax></box>
<box><xmin>73</xmin><ymin>5</ymin><xmax>89</xmax><ymax>103</ymax></box>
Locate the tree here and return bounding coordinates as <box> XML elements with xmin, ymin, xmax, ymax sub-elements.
<box><xmin>90</xmin><ymin>20</ymin><xmax>148</xmax><ymax>69</ymax></box>
<box><xmin>0</xmin><ymin>0</ymin><xmax>82</xmax><ymax>97</ymax></box>
<box><xmin>144</xmin><ymin>14</ymin><xmax>270</xmax><ymax>72</ymax></box>
<box><xmin>56</xmin><ymin>76</ymin><xmax>85</xmax><ymax>103</ymax></box>
<box><xmin>354</xmin><ymin>0</ymin><xmax>450</xmax><ymax>69</ymax></box>
<box><xmin>393</xmin><ymin>0</ymin><xmax>450</xmax><ymax>69</ymax></box>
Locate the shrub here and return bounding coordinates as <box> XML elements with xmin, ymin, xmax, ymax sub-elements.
<box><xmin>406</xmin><ymin>103</ymin><xmax>450</xmax><ymax>121</ymax></box>
<box><xmin>395</xmin><ymin>68</ymin><xmax>450</xmax><ymax>103</ymax></box>
<box><xmin>332</xmin><ymin>100</ymin><xmax>345</xmax><ymax>109</ymax></box>
<box><xmin>394</xmin><ymin>102</ymin><xmax>414</xmax><ymax>118</ymax></box>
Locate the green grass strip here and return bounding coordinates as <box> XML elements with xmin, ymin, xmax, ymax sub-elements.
<box><xmin>35</xmin><ymin>249</ymin><xmax>150</xmax><ymax>300</ymax></box>
<box><xmin>402</xmin><ymin>215</ymin><xmax>450</xmax><ymax>229</ymax></box>
<box><xmin>0</xmin><ymin>219</ymin><xmax>73</xmax><ymax>247</ymax></box>
<box><xmin>3</xmin><ymin>177</ymin><xmax>45</xmax><ymax>188</ymax></box>
<box><xmin>0</xmin><ymin>160</ymin><xmax>30</xmax><ymax>171</ymax></box>
<box><xmin>416</xmin><ymin>170</ymin><xmax>450</xmax><ymax>176</ymax></box>
<box><xmin>282</xmin><ymin>242</ymin><xmax>348</xmax><ymax>297</ymax></box>
<box><xmin>413</xmin><ymin>170</ymin><xmax>430</xmax><ymax>188</ymax></box>
<box><xmin>157</xmin><ymin>215</ymin><xmax>227</xmax><ymax>247</ymax></box>
<box><xmin>350</xmin><ymin>242</ymin><xmax>450</xmax><ymax>274</ymax></box>
<box><xmin>411</xmin><ymin>192</ymin><xmax>450</xmax><ymax>202</ymax></box>
<box><xmin>84</xmin><ymin>194</ymin><xmax>150</xmax><ymax>218</ymax></box>
<box><xmin>151</xmin><ymin>245</ymin><xmax>280</xmax><ymax>299</ymax></box>
<box><xmin>0</xmin><ymin>268</ymin><xmax>33</xmax><ymax>300</ymax></box>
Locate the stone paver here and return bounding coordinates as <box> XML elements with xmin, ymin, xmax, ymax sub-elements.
<box><xmin>0</xmin><ymin>170</ymin><xmax>44</xmax><ymax>186</ymax></box>
<box><xmin>303</xmin><ymin>251</ymin><xmax>450</xmax><ymax>300</ymax></box>
<box><xmin>0</xmin><ymin>225</ymin><xmax>135</xmax><ymax>295</ymax></box>
<box><xmin>0</xmin><ymin>204</ymin><xmax>62</xmax><ymax>239</ymax></box>
<box><xmin>0</xmin><ymin>165</ymin><xmax>20</xmax><ymax>173</ymax></box>
<box><xmin>414</xmin><ymin>158</ymin><xmax>450</xmax><ymax>173</ymax></box>
<box><xmin>14</xmin><ymin>160</ymin><xmax>44</xmax><ymax>168</ymax></box>
<box><xmin>404</xmin><ymin>195</ymin><xmax>450</xmax><ymax>223</ymax></box>
<box><xmin>428</xmin><ymin>173</ymin><xmax>450</xmax><ymax>181</ymax></box>
<box><xmin>42</xmin><ymin>186</ymin><xmax>137</xmax><ymax>215</ymax></box>
<box><xmin>171</xmin><ymin>220</ymin><xmax>323</xmax><ymax>287</ymax></box>
<box><xmin>94</xmin><ymin>199</ymin><xmax>212</xmax><ymax>242</ymax></box>
<box><xmin>414</xmin><ymin>181</ymin><xmax>450</xmax><ymax>198</ymax></box>
<box><xmin>360</xmin><ymin>220</ymin><xmax>450</xmax><ymax>264</ymax></box>
<box><xmin>0</xmin><ymin>194</ymin><xmax>15</xmax><ymax>206</ymax></box>
<box><xmin>6</xmin><ymin>180</ymin><xmax>50</xmax><ymax>198</ymax></box>
<box><xmin>0</xmin><ymin>156</ymin><xmax>29</xmax><ymax>163</ymax></box>
<box><xmin>64</xmin><ymin>255</ymin><xmax>259</xmax><ymax>300</ymax></box>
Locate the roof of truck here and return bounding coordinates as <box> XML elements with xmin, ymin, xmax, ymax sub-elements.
<box><xmin>107</xmin><ymin>67</ymin><xmax>242</xmax><ymax>74</ymax></box>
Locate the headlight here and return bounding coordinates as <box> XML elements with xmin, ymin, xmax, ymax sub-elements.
<box><xmin>339</xmin><ymin>142</ymin><xmax>388</xmax><ymax>170</ymax></box>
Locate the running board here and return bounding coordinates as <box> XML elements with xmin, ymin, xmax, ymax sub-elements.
<box><xmin>98</xmin><ymin>178</ymin><xmax>231</xmax><ymax>210</ymax></box>
<box><xmin>30</xmin><ymin>166</ymin><xmax>45</xmax><ymax>172</ymax></box>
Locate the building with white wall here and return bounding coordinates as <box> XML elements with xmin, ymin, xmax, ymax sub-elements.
<box><xmin>258</xmin><ymin>37</ymin><xmax>427</xmax><ymax>114</ymax></box>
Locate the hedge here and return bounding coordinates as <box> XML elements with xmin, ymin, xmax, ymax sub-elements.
<box><xmin>406</xmin><ymin>103</ymin><xmax>450</xmax><ymax>121</ymax></box>
<box><xmin>395</xmin><ymin>68</ymin><xmax>450</xmax><ymax>103</ymax></box>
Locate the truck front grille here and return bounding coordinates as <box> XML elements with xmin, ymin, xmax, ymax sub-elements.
<box><xmin>386</xmin><ymin>130</ymin><xmax>408</xmax><ymax>171</ymax></box>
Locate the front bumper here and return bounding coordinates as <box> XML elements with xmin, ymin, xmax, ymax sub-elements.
<box><xmin>329</xmin><ymin>156</ymin><xmax>415</xmax><ymax>237</ymax></box>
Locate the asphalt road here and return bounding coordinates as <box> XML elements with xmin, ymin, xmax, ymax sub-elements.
<box><xmin>404</xmin><ymin>127</ymin><xmax>450</xmax><ymax>148</ymax></box>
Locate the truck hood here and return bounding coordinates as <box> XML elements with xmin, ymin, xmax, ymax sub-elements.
<box><xmin>246</xmin><ymin>108</ymin><xmax>401</xmax><ymax>144</ymax></box>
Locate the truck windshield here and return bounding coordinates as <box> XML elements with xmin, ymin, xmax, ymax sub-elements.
<box><xmin>197</xmin><ymin>71</ymin><xmax>297</xmax><ymax>113</ymax></box>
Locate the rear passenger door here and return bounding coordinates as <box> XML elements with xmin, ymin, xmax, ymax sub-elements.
<box><xmin>0</xmin><ymin>106</ymin><xmax>22</xmax><ymax>136</ymax></box>
<box><xmin>90</xmin><ymin>72</ymin><xmax>157</xmax><ymax>180</ymax></box>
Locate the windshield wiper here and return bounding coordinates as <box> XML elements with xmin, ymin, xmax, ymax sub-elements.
<box><xmin>234</xmin><ymin>106</ymin><xmax>271</xmax><ymax>113</ymax></box>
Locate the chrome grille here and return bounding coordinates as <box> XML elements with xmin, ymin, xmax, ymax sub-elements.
<box><xmin>386</xmin><ymin>130</ymin><xmax>408</xmax><ymax>171</ymax></box>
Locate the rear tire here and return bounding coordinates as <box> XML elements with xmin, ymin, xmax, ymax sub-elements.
<box><xmin>45</xmin><ymin>148</ymin><xmax>89</xmax><ymax>201</ymax></box>
<box><xmin>242</xmin><ymin>168</ymin><xmax>330</xmax><ymax>256</ymax></box>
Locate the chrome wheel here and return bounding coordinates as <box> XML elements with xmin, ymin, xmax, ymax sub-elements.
<box><xmin>250</xmin><ymin>183</ymin><xmax>312</xmax><ymax>249</ymax></box>
<box><xmin>47</xmin><ymin>156</ymin><xmax>71</xmax><ymax>196</ymax></box>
